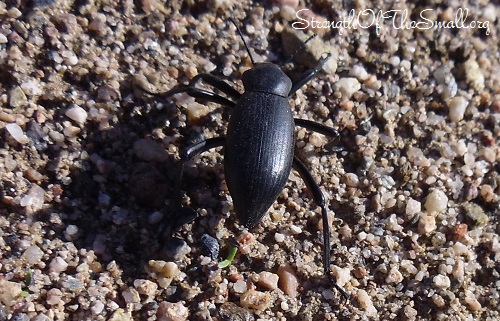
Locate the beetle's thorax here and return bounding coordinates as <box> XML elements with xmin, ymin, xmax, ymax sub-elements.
<box><xmin>242</xmin><ymin>63</ymin><xmax>292</xmax><ymax>97</ymax></box>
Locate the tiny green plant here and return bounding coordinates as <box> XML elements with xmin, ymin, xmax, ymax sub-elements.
<box><xmin>218</xmin><ymin>245</ymin><xmax>239</xmax><ymax>268</ymax></box>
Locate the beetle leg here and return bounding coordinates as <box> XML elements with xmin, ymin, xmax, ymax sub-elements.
<box><xmin>294</xmin><ymin>119</ymin><xmax>339</xmax><ymax>137</ymax></box>
<box><xmin>144</xmin><ymin>85</ymin><xmax>237</xmax><ymax>108</ymax></box>
<box><xmin>294</xmin><ymin>119</ymin><xmax>344</xmax><ymax>152</ymax></box>
<box><xmin>292</xmin><ymin>156</ymin><xmax>349</xmax><ymax>300</ymax></box>
<box><xmin>171</xmin><ymin>137</ymin><xmax>226</xmax><ymax>226</ymax></box>
<box><xmin>189</xmin><ymin>73</ymin><xmax>242</xmax><ymax>100</ymax></box>
<box><xmin>289</xmin><ymin>53</ymin><xmax>332</xmax><ymax>96</ymax></box>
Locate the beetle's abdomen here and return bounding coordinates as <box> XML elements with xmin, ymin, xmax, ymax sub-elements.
<box><xmin>225</xmin><ymin>92</ymin><xmax>295</xmax><ymax>228</ymax></box>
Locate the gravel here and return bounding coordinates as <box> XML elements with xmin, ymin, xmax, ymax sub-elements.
<box><xmin>0</xmin><ymin>1</ymin><xmax>499</xmax><ymax>321</ymax></box>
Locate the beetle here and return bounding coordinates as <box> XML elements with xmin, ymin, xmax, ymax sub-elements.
<box><xmin>146</xmin><ymin>19</ymin><xmax>348</xmax><ymax>299</ymax></box>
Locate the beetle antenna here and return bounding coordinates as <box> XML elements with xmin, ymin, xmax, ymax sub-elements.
<box><xmin>229</xmin><ymin>17</ymin><xmax>256</xmax><ymax>65</ymax></box>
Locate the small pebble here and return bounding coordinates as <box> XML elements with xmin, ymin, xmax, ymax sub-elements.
<box><xmin>424</xmin><ymin>189</ymin><xmax>448</xmax><ymax>213</ymax></box>
<box><xmin>278</xmin><ymin>264</ymin><xmax>299</xmax><ymax>298</ymax></box>
<box><xmin>418</xmin><ymin>214</ymin><xmax>436</xmax><ymax>234</ymax></box>
<box><xmin>233</xmin><ymin>280</ymin><xmax>247</xmax><ymax>294</ymax></box>
<box><xmin>108</xmin><ymin>309</ymin><xmax>133</xmax><ymax>321</ymax></box>
<box><xmin>149</xmin><ymin>260</ymin><xmax>179</xmax><ymax>278</ymax></box>
<box><xmin>6</xmin><ymin>123</ymin><xmax>30</xmax><ymax>144</ymax></box>
<box><xmin>46</xmin><ymin>288</ymin><xmax>63</xmax><ymax>305</ymax></box>
<box><xmin>464</xmin><ymin>295</ymin><xmax>482</xmax><ymax>311</ymax></box>
<box><xmin>356</xmin><ymin>289</ymin><xmax>377</xmax><ymax>317</ymax></box>
<box><xmin>463</xmin><ymin>59</ymin><xmax>485</xmax><ymax>91</ymax></box>
<box><xmin>157</xmin><ymin>301</ymin><xmax>189</xmax><ymax>321</ymax></box>
<box><xmin>49</xmin><ymin>257</ymin><xmax>69</xmax><ymax>273</ymax></box>
<box><xmin>240</xmin><ymin>289</ymin><xmax>271</xmax><ymax>310</ymax></box>
<box><xmin>333</xmin><ymin>77</ymin><xmax>361</xmax><ymax>99</ymax></box>
<box><xmin>386</xmin><ymin>267</ymin><xmax>403</xmax><ymax>284</ymax></box>
<box><xmin>0</xmin><ymin>280</ymin><xmax>22</xmax><ymax>307</ymax></box>
<box><xmin>200</xmin><ymin>234</ymin><xmax>219</xmax><ymax>260</ymax></box>
<box><xmin>163</xmin><ymin>238</ymin><xmax>189</xmax><ymax>260</ymax></box>
<box><xmin>448</xmin><ymin>96</ymin><xmax>468</xmax><ymax>122</ymax></box>
<box><xmin>433</xmin><ymin>275</ymin><xmax>451</xmax><ymax>289</ymax></box>
<box><xmin>65</xmin><ymin>106</ymin><xmax>88</xmax><ymax>124</ymax></box>
<box><xmin>9</xmin><ymin>86</ymin><xmax>28</xmax><ymax>108</ymax></box>
<box><xmin>134</xmin><ymin>279</ymin><xmax>158</xmax><ymax>296</ymax></box>
<box><xmin>257</xmin><ymin>271</ymin><xmax>279</xmax><ymax>290</ymax></box>
<box><xmin>20</xmin><ymin>184</ymin><xmax>45</xmax><ymax>210</ymax></box>
<box><xmin>91</xmin><ymin>301</ymin><xmax>105</xmax><ymax>315</ymax></box>
<box><xmin>122</xmin><ymin>287</ymin><xmax>140</xmax><ymax>303</ymax></box>
<box><xmin>22</xmin><ymin>245</ymin><xmax>44</xmax><ymax>265</ymax></box>
<box><xmin>349</xmin><ymin>65</ymin><xmax>369</xmax><ymax>81</ymax></box>
<box><xmin>274</xmin><ymin>232</ymin><xmax>285</xmax><ymax>243</ymax></box>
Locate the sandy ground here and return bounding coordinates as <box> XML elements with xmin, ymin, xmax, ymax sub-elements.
<box><xmin>0</xmin><ymin>0</ymin><xmax>499</xmax><ymax>320</ymax></box>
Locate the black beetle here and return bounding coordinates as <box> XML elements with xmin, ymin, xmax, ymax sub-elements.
<box><xmin>146</xmin><ymin>19</ymin><xmax>348</xmax><ymax>299</ymax></box>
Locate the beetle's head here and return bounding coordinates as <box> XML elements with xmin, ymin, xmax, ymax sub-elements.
<box><xmin>242</xmin><ymin>63</ymin><xmax>292</xmax><ymax>97</ymax></box>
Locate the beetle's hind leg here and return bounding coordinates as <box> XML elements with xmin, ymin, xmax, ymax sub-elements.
<box><xmin>292</xmin><ymin>156</ymin><xmax>349</xmax><ymax>300</ymax></box>
<box><xmin>159</xmin><ymin>137</ymin><xmax>226</xmax><ymax>241</ymax></box>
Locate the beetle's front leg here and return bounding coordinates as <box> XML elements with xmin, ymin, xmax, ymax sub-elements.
<box><xmin>292</xmin><ymin>156</ymin><xmax>349</xmax><ymax>300</ymax></box>
<box><xmin>289</xmin><ymin>53</ymin><xmax>332</xmax><ymax>96</ymax></box>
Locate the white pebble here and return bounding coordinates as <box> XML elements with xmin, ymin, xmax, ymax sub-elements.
<box><xmin>65</xmin><ymin>225</ymin><xmax>78</xmax><ymax>236</ymax></box>
<box><xmin>65</xmin><ymin>106</ymin><xmax>88</xmax><ymax>124</ymax></box>
<box><xmin>448</xmin><ymin>96</ymin><xmax>468</xmax><ymax>122</ymax></box>
<box><xmin>20</xmin><ymin>184</ymin><xmax>45</xmax><ymax>210</ymax></box>
<box><xmin>433</xmin><ymin>274</ymin><xmax>451</xmax><ymax>289</ymax></box>
<box><xmin>91</xmin><ymin>301</ymin><xmax>105</xmax><ymax>315</ymax></box>
<box><xmin>405</xmin><ymin>198</ymin><xmax>421</xmax><ymax>216</ymax></box>
<box><xmin>49</xmin><ymin>257</ymin><xmax>69</xmax><ymax>273</ymax></box>
<box><xmin>6</xmin><ymin>123</ymin><xmax>29</xmax><ymax>144</ymax></box>
<box><xmin>424</xmin><ymin>189</ymin><xmax>448</xmax><ymax>213</ymax></box>
<box><xmin>46</xmin><ymin>289</ymin><xmax>63</xmax><ymax>305</ymax></box>
<box><xmin>22</xmin><ymin>245</ymin><xmax>44</xmax><ymax>265</ymax></box>
<box><xmin>0</xmin><ymin>34</ymin><xmax>7</xmax><ymax>44</ymax></box>
<box><xmin>289</xmin><ymin>224</ymin><xmax>302</xmax><ymax>235</ymax></box>
<box><xmin>452</xmin><ymin>241</ymin><xmax>469</xmax><ymax>256</ymax></box>
<box><xmin>21</xmin><ymin>79</ymin><xmax>43</xmax><ymax>96</ymax></box>
<box><xmin>356</xmin><ymin>289</ymin><xmax>377</xmax><ymax>317</ymax></box>
<box><xmin>157</xmin><ymin>301</ymin><xmax>189</xmax><ymax>321</ymax></box>
<box><xmin>257</xmin><ymin>271</ymin><xmax>279</xmax><ymax>290</ymax></box>
<box><xmin>134</xmin><ymin>279</ymin><xmax>158</xmax><ymax>296</ymax></box>
<box><xmin>233</xmin><ymin>280</ymin><xmax>247</xmax><ymax>294</ymax></box>
<box><xmin>418</xmin><ymin>214</ymin><xmax>436</xmax><ymax>234</ymax></box>
<box><xmin>333</xmin><ymin>77</ymin><xmax>361</xmax><ymax>99</ymax></box>
<box><xmin>274</xmin><ymin>232</ymin><xmax>285</xmax><ymax>243</ymax></box>
<box><xmin>386</xmin><ymin>267</ymin><xmax>403</xmax><ymax>284</ymax></box>
<box><xmin>122</xmin><ymin>288</ymin><xmax>140</xmax><ymax>303</ymax></box>
<box><xmin>349</xmin><ymin>65</ymin><xmax>369</xmax><ymax>81</ymax></box>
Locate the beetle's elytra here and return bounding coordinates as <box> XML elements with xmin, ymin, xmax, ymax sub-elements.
<box><xmin>146</xmin><ymin>19</ymin><xmax>348</xmax><ymax>299</ymax></box>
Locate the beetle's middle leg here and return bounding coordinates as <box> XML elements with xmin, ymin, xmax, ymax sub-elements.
<box><xmin>294</xmin><ymin>119</ymin><xmax>343</xmax><ymax>152</ymax></box>
<box><xmin>189</xmin><ymin>73</ymin><xmax>242</xmax><ymax>100</ymax></box>
<box><xmin>292</xmin><ymin>156</ymin><xmax>349</xmax><ymax>300</ymax></box>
